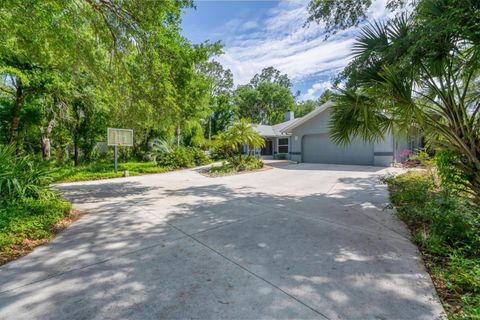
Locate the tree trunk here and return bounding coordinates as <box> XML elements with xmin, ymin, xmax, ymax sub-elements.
<box><xmin>175</xmin><ymin>125</ymin><xmax>181</xmax><ymax>146</ymax></box>
<box><xmin>42</xmin><ymin>137</ymin><xmax>51</xmax><ymax>161</ymax></box>
<box><xmin>74</xmin><ymin>136</ymin><xmax>79</xmax><ymax>166</ymax></box>
<box><xmin>10</xmin><ymin>80</ymin><xmax>24</xmax><ymax>150</ymax></box>
<box><xmin>41</xmin><ymin>119</ymin><xmax>55</xmax><ymax>161</ymax></box>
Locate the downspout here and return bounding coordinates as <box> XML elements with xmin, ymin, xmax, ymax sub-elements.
<box><xmin>392</xmin><ymin>133</ymin><xmax>397</xmax><ymax>166</ymax></box>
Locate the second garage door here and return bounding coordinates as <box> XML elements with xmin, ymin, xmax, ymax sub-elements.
<box><xmin>302</xmin><ymin>133</ymin><xmax>374</xmax><ymax>165</ymax></box>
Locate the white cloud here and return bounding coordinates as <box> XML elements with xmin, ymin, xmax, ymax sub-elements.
<box><xmin>240</xmin><ymin>19</ymin><xmax>259</xmax><ymax>31</ymax></box>
<box><xmin>215</xmin><ymin>0</ymin><xmax>390</xmax><ymax>92</ymax></box>
<box><xmin>299</xmin><ymin>81</ymin><xmax>333</xmax><ymax>101</ymax></box>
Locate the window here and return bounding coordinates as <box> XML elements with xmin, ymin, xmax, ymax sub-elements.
<box><xmin>278</xmin><ymin>138</ymin><xmax>289</xmax><ymax>153</ymax></box>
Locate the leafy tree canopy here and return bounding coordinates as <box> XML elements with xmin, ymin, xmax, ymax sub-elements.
<box><xmin>236</xmin><ymin>67</ymin><xmax>295</xmax><ymax>125</ymax></box>
<box><xmin>306</xmin><ymin>0</ymin><xmax>410</xmax><ymax>37</ymax></box>
<box><xmin>0</xmin><ymin>0</ymin><xmax>220</xmax><ymax>163</ymax></box>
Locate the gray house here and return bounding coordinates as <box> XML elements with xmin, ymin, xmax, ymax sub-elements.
<box><xmin>253</xmin><ymin>101</ymin><xmax>421</xmax><ymax>166</ymax></box>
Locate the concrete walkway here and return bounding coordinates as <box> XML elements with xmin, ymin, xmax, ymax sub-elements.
<box><xmin>0</xmin><ymin>163</ymin><xmax>444</xmax><ymax>319</ymax></box>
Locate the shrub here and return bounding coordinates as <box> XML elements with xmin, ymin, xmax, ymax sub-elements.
<box><xmin>274</xmin><ymin>153</ymin><xmax>287</xmax><ymax>160</ymax></box>
<box><xmin>209</xmin><ymin>156</ymin><xmax>263</xmax><ymax>175</ymax></box>
<box><xmin>156</xmin><ymin>146</ymin><xmax>209</xmax><ymax>169</ymax></box>
<box><xmin>239</xmin><ymin>155</ymin><xmax>263</xmax><ymax>171</ymax></box>
<box><xmin>409</xmin><ymin>148</ymin><xmax>434</xmax><ymax>167</ymax></box>
<box><xmin>383</xmin><ymin>171</ymin><xmax>435</xmax><ymax>226</ymax></box>
<box><xmin>0</xmin><ymin>145</ymin><xmax>54</xmax><ymax>204</ymax></box>
<box><xmin>189</xmin><ymin>147</ymin><xmax>210</xmax><ymax>166</ymax></box>
<box><xmin>386</xmin><ymin>171</ymin><xmax>479</xmax><ymax>256</ymax></box>
<box><xmin>435</xmin><ymin>150</ymin><xmax>472</xmax><ymax>195</ymax></box>
<box><xmin>385</xmin><ymin>171</ymin><xmax>480</xmax><ymax>318</ymax></box>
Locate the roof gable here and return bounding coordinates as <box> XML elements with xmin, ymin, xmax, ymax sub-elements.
<box><xmin>280</xmin><ymin>101</ymin><xmax>334</xmax><ymax>133</ymax></box>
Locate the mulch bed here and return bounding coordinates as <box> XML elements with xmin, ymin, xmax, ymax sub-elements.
<box><xmin>199</xmin><ymin>165</ymin><xmax>273</xmax><ymax>178</ymax></box>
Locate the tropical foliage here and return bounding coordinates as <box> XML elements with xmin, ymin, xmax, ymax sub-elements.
<box><xmin>213</xmin><ymin>119</ymin><xmax>265</xmax><ymax>166</ymax></box>
<box><xmin>0</xmin><ymin>145</ymin><xmax>72</xmax><ymax>263</ymax></box>
<box><xmin>309</xmin><ymin>0</ymin><xmax>480</xmax><ymax>201</ymax></box>
<box><xmin>0</xmin><ymin>145</ymin><xmax>53</xmax><ymax>203</ymax></box>
<box><xmin>385</xmin><ymin>171</ymin><xmax>480</xmax><ymax>319</ymax></box>
<box><xmin>209</xmin><ymin>156</ymin><xmax>263</xmax><ymax>175</ymax></box>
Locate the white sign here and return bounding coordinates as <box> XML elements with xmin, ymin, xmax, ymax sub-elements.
<box><xmin>107</xmin><ymin>128</ymin><xmax>134</xmax><ymax>146</ymax></box>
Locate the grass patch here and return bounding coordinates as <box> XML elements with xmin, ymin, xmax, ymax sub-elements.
<box><xmin>384</xmin><ymin>171</ymin><xmax>480</xmax><ymax>319</ymax></box>
<box><xmin>0</xmin><ymin>197</ymin><xmax>74</xmax><ymax>265</ymax></box>
<box><xmin>51</xmin><ymin>162</ymin><xmax>174</xmax><ymax>183</ymax></box>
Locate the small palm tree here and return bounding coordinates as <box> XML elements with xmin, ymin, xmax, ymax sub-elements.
<box><xmin>215</xmin><ymin>119</ymin><xmax>265</xmax><ymax>165</ymax></box>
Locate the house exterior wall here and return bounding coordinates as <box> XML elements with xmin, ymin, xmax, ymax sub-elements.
<box><xmin>288</xmin><ymin>109</ymin><xmax>395</xmax><ymax>166</ymax></box>
<box><xmin>373</xmin><ymin>130</ymin><xmax>394</xmax><ymax>166</ymax></box>
<box><xmin>289</xmin><ymin>109</ymin><xmax>331</xmax><ymax>162</ymax></box>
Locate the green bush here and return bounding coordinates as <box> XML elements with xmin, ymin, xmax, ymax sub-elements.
<box><xmin>274</xmin><ymin>153</ymin><xmax>287</xmax><ymax>160</ymax></box>
<box><xmin>383</xmin><ymin>171</ymin><xmax>435</xmax><ymax>226</ymax></box>
<box><xmin>239</xmin><ymin>155</ymin><xmax>263</xmax><ymax>171</ymax></box>
<box><xmin>385</xmin><ymin>171</ymin><xmax>480</xmax><ymax>318</ymax></box>
<box><xmin>435</xmin><ymin>150</ymin><xmax>472</xmax><ymax>195</ymax></box>
<box><xmin>0</xmin><ymin>145</ymin><xmax>54</xmax><ymax>203</ymax></box>
<box><xmin>386</xmin><ymin>171</ymin><xmax>479</xmax><ymax>256</ymax></box>
<box><xmin>209</xmin><ymin>156</ymin><xmax>263</xmax><ymax>175</ymax></box>
<box><xmin>190</xmin><ymin>147</ymin><xmax>210</xmax><ymax>166</ymax></box>
<box><xmin>156</xmin><ymin>146</ymin><xmax>209</xmax><ymax>169</ymax></box>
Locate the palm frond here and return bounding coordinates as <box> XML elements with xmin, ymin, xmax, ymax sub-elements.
<box><xmin>329</xmin><ymin>89</ymin><xmax>390</xmax><ymax>146</ymax></box>
<box><xmin>353</xmin><ymin>21</ymin><xmax>389</xmax><ymax>59</ymax></box>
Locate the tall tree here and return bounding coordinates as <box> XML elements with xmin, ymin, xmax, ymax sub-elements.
<box><xmin>0</xmin><ymin>0</ymin><xmax>193</xmax><ymax>150</ymax></box>
<box><xmin>250</xmin><ymin>66</ymin><xmax>292</xmax><ymax>89</ymax></box>
<box><xmin>236</xmin><ymin>67</ymin><xmax>295</xmax><ymax>125</ymax></box>
<box><xmin>198</xmin><ymin>61</ymin><xmax>235</xmax><ymax>138</ymax></box>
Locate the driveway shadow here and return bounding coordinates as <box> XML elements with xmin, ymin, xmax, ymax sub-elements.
<box><xmin>0</xmin><ymin>172</ymin><xmax>443</xmax><ymax>319</ymax></box>
<box><xmin>269</xmin><ymin>162</ymin><xmax>387</xmax><ymax>172</ymax></box>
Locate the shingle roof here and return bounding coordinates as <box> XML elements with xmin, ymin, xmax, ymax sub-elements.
<box><xmin>254</xmin><ymin>118</ymin><xmax>301</xmax><ymax>137</ymax></box>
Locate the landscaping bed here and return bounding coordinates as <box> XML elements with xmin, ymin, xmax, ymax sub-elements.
<box><xmin>384</xmin><ymin>171</ymin><xmax>479</xmax><ymax>319</ymax></box>
<box><xmin>202</xmin><ymin>156</ymin><xmax>266</xmax><ymax>177</ymax></box>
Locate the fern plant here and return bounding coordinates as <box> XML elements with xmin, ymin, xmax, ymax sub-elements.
<box><xmin>0</xmin><ymin>145</ymin><xmax>54</xmax><ymax>204</ymax></box>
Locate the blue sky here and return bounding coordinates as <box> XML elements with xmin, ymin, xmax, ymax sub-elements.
<box><xmin>181</xmin><ymin>0</ymin><xmax>390</xmax><ymax>101</ymax></box>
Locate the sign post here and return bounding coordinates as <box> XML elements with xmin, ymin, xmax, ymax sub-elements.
<box><xmin>107</xmin><ymin>128</ymin><xmax>134</xmax><ymax>173</ymax></box>
<box><xmin>114</xmin><ymin>145</ymin><xmax>118</xmax><ymax>173</ymax></box>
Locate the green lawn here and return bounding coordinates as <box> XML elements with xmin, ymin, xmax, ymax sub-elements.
<box><xmin>385</xmin><ymin>171</ymin><xmax>480</xmax><ymax>319</ymax></box>
<box><xmin>51</xmin><ymin>162</ymin><xmax>174</xmax><ymax>183</ymax></box>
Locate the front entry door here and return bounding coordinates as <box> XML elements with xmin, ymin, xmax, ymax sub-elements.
<box><xmin>261</xmin><ymin>139</ymin><xmax>273</xmax><ymax>156</ymax></box>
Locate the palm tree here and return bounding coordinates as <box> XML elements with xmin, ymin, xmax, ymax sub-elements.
<box><xmin>330</xmin><ymin>2</ymin><xmax>480</xmax><ymax>201</ymax></box>
<box><xmin>215</xmin><ymin>119</ymin><xmax>265</xmax><ymax>165</ymax></box>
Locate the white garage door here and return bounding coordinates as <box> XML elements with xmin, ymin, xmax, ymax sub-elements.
<box><xmin>302</xmin><ymin>134</ymin><xmax>374</xmax><ymax>165</ymax></box>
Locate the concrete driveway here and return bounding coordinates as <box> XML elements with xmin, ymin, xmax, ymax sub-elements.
<box><xmin>0</xmin><ymin>162</ymin><xmax>444</xmax><ymax>319</ymax></box>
